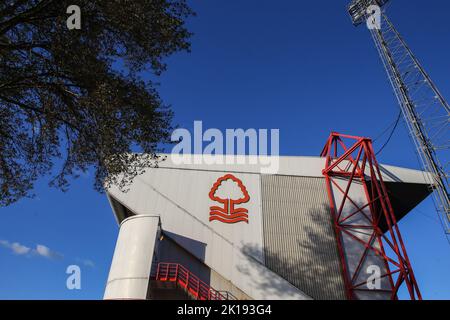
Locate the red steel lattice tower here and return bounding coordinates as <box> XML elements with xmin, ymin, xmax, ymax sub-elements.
<box><xmin>321</xmin><ymin>132</ymin><xmax>421</xmax><ymax>300</ymax></box>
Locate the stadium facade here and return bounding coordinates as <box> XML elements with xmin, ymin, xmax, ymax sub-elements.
<box><xmin>103</xmin><ymin>152</ymin><xmax>431</xmax><ymax>300</ymax></box>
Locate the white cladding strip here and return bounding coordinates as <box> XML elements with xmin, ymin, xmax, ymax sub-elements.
<box><xmin>153</xmin><ymin>154</ymin><xmax>432</xmax><ymax>184</ymax></box>
<box><xmin>260</xmin><ymin>175</ymin><xmax>347</xmax><ymax>300</ymax></box>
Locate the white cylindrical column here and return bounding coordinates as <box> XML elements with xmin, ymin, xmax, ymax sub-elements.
<box><xmin>104</xmin><ymin>215</ymin><xmax>160</xmax><ymax>300</ymax></box>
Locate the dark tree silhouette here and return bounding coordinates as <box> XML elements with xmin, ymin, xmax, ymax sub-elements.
<box><xmin>0</xmin><ymin>0</ymin><xmax>194</xmax><ymax>206</ymax></box>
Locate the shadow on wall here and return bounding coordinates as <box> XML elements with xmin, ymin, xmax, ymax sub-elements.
<box><xmin>163</xmin><ymin>230</ymin><xmax>208</xmax><ymax>262</ymax></box>
<box><xmin>239</xmin><ymin>196</ymin><xmax>404</xmax><ymax>300</ymax></box>
<box><xmin>238</xmin><ymin>204</ymin><xmax>347</xmax><ymax>300</ymax></box>
<box><xmin>153</xmin><ymin>231</ymin><xmax>210</xmax><ymax>284</ymax></box>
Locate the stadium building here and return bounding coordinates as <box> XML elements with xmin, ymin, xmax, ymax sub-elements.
<box><xmin>103</xmin><ymin>134</ymin><xmax>431</xmax><ymax>300</ymax></box>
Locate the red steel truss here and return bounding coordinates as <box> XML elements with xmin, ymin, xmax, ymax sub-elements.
<box><xmin>155</xmin><ymin>263</ymin><xmax>233</xmax><ymax>300</ymax></box>
<box><xmin>320</xmin><ymin>132</ymin><xmax>421</xmax><ymax>300</ymax></box>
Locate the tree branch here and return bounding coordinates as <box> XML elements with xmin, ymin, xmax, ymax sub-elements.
<box><xmin>0</xmin><ymin>0</ymin><xmax>57</xmax><ymax>36</ymax></box>
<box><xmin>0</xmin><ymin>94</ymin><xmax>81</xmax><ymax>132</ymax></box>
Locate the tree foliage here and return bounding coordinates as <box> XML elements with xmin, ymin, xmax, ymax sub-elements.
<box><xmin>0</xmin><ymin>0</ymin><xmax>193</xmax><ymax>206</ymax></box>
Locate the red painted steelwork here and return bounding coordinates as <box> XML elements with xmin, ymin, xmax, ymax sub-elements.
<box><xmin>321</xmin><ymin>132</ymin><xmax>421</xmax><ymax>300</ymax></box>
<box><xmin>155</xmin><ymin>263</ymin><xmax>232</xmax><ymax>300</ymax></box>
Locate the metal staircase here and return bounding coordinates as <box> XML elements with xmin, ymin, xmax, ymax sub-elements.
<box><xmin>153</xmin><ymin>263</ymin><xmax>236</xmax><ymax>300</ymax></box>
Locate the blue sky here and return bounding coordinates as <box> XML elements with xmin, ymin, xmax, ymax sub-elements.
<box><xmin>1</xmin><ymin>0</ymin><xmax>449</xmax><ymax>299</ymax></box>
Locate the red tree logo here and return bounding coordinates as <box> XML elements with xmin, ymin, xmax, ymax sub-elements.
<box><xmin>209</xmin><ymin>174</ymin><xmax>250</xmax><ymax>224</ymax></box>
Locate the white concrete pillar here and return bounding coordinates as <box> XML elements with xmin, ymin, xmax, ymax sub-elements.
<box><xmin>104</xmin><ymin>215</ymin><xmax>160</xmax><ymax>300</ymax></box>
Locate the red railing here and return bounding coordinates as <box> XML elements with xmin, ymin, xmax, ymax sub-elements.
<box><xmin>155</xmin><ymin>263</ymin><xmax>231</xmax><ymax>300</ymax></box>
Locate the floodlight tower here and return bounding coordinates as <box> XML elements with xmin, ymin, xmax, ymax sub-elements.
<box><xmin>348</xmin><ymin>0</ymin><xmax>450</xmax><ymax>234</ymax></box>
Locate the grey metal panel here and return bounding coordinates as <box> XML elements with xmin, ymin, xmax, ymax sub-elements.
<box><xmin>261</xmin><ymin>175</ymin><xmax>346</xmax><ymax>300</ymax></box>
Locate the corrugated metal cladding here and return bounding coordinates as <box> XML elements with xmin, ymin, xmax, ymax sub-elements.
<box><xmin>260</xmin><ymin>175</ymin><xmax>346</xmax><ymax>300</ymax></box>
